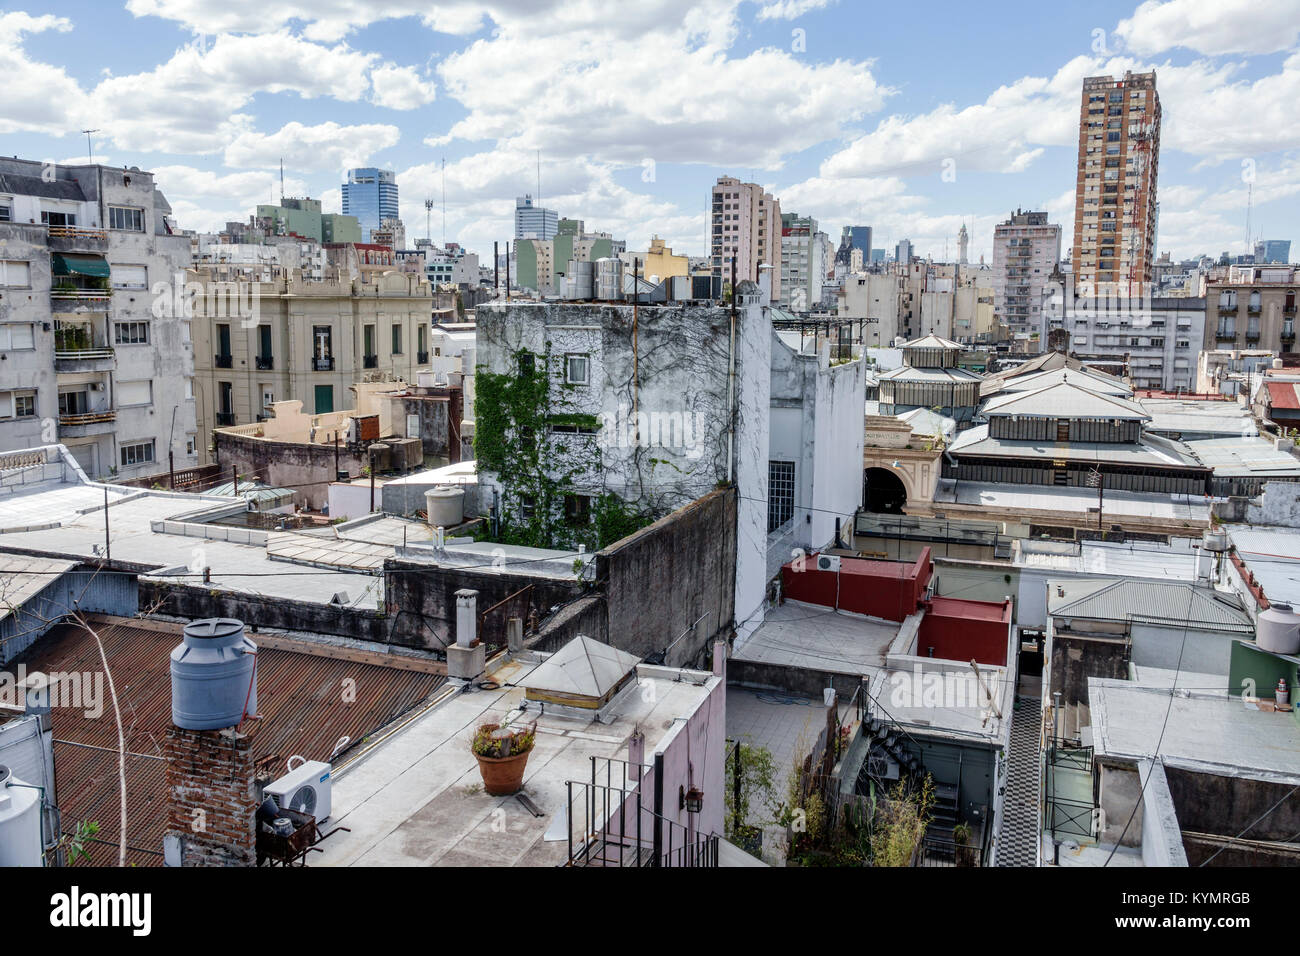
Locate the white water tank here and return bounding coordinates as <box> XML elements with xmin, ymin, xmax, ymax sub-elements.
<box><xmin>0</xmin><ymin>766</ymin><xmax>43</xmax><ymax>866</ymax></box>
<box><xmin>1203</xmin><ymin>528</ymin><xmax>1228</xmax><ymax>552</ymax></box>
<box><xmin>1258</xmin><ymin>603</ymin><xmax>1300</xmax><ymax>656</ymax></box>
<box><xmin>426</xmin><ymin>486</ymin><xmax>465</xmax><ymax>527</ymax></box>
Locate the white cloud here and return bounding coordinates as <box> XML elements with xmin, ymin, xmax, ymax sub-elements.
<box><xmin>369</xmin><ymin>63</ymin><xmax>437</xmax><ymax>109</ymax></box>
<box><xmin>224</xmin><ymin>121</ymin><xmax>401</xmax><ymax>172</ymax></box>
<box><xmin>435</xmin><ymin>26</ymin><xmax>889</xmax><ymax>169</ymax></box>
<box><xmin>0</xmin><ymin>12</ymin><xmax>86</xmax><ymax>136</ymax></box>
<box><xmin>1115</xmin><ymin>0</ymin><xmax>1300</xmax><ymax>57</ymax></box>
<box><xmin>754</xmin><ymin>0</ymin><xmax>837</xmax><ymax>21</ymax></box>
<box><xmin>152</xmin><ymin>165</ymin><xmax>311</xmax><ymax>232</ymax></box>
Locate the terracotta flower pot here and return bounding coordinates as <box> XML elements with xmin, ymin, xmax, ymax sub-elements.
<box><xmin>474</xmin><ymin>749</ymin><xmax>531</xmax><ymax>795</ymax></box>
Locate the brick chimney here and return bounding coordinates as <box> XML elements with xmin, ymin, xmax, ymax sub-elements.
<box><xmin>162</xmin><ymin>726</ymin><xmax>256</xmax><ymax>867</ymax></box>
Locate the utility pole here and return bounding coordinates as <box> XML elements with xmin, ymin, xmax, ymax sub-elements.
<box><xmin>493</xmin><ymin>241</ymin><xmax>499</xmax><ymax>298</ymax></box>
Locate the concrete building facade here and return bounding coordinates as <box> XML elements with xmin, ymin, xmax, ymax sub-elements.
<box><xmin>189</xmin><ymin>268</ymin><xmax>432</xmax><ymax>461</ymax></box>
<box><xmin>0</xmin><ymin>158</ymin><xmax>197</xmax><ymax>480</ymax></box>
<box><xmin>991</xmin><ymin>209</ymin><xmax>1062</xmax><ymax>339</ymax></box>
<box><xmin>1071</xmin><ymin>71</ymin><xmax>1162</xmax><ymax>295</ymax></box>
<box><xmin>710</xmin><ymin>176</ymin><xmax>781</xmax><ymax>304</ymax></box>
<box><xmin>1204</xmin><ymin>265</ymin><xmax>1297</xmax><ymax>355</ymax></box>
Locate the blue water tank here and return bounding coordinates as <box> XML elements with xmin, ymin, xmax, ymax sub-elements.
<box><xmin>170</xmin><ymin>618</ymin><xmax>258</xmax><ymax>730</ymax></box>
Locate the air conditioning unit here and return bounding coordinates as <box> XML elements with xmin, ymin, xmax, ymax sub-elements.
<box><xmin>264</xmin><ymin>757</ymin><xmax>332</xmax><ymax>822</ymax></box>
<box><xmin>816</xmin><ymin>554</ymin><xmax>841</xmax><ymax>573</ymax></box>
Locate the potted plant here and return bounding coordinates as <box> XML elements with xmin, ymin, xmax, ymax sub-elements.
<box><xmin>953</xmin><ymin>821</ymin><xmax>976</xmax><ymax>867</ymax></box>
<box><xmin>471</xmin><ymin>720</ymin><xmax>537</xmax><ymax>795</ymax></box>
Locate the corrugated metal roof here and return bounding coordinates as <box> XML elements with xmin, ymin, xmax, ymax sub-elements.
<box><xmin>1267</xmin><ymin>381</ymin><xmax>1300</xmax><ymax>411</ymax></box>
<box><xmin>18</xmin><ymin>618</ymin><xmax>445</xmax><ymax>866</ymax></box>
<box><xmin>1048</xmin><ymin>578</ymin><xmax>1252</xmax><ymax>628</ymax></box>
<box><xmin>947</xmin><ymin>424</ymin><xmax>1200</xmax><ymax>467</ymax></box>
<box><xmin>994</xmin><ymin>367</ymin><xmax>1132</xmax><ymax>396</ymax></box>
<box><xmin>981</xmin><ymin>380</ymin><xmax>1150</xmax><ymax>420</ymax></box>
<box><xmin>0</xmin><ymin>555</ymin><xmax>78</xmax><ymax>622</ymax></box>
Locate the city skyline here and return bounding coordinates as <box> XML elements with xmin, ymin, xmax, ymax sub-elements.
<box><xmin>0</xmin><ymin>0</ymin><xmax>1296</xmax><ymax>264</ymax></box>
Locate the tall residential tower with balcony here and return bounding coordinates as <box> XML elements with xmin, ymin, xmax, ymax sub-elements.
<box><xmin>710</xmin><ymin>176</ymin><xmax>781</xmax><ymax>304</ymax></box>
<box><xmin>0</xmin><ymin>158</ymin><xmax>196</xmax><ymax>479</ymax></box>
<box><xmin>991</xmin><ymin>209</ymin><xmax>1061</xmax><ymax>341</ymax></box>
<box><xmin>1071</xmin><ymin>71</ymin><xmax>1162</xmax><ymax>296</ymax></box>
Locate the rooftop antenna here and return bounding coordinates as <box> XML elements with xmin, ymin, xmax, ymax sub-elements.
<box><xmin>441</xmin><ymin>156</ymin><xmax>446</xmax><ymax>248</ymax></box>
<box><xmin>82</xmin><ymin>129</ymin><xmax>99</xmax><ymax>165</ymax></box>
<box><xmin>1245</xmin><ymin>181</ymin><xmax>1253</xmax><ymax>258</ymax></box>
<box><xmin>536</xmin><ymin>149</ymin><xmax>541</xmax><ymax>208</ymax></box>
<box><xmin>279</xmin><ymin>158</ymin><xmax>284</xmax><ymax>203</ymax></box>
<box><xmin>424</xmin><ymin>198</ymin><xmax>434</xmax><ymax>244</ymax></box>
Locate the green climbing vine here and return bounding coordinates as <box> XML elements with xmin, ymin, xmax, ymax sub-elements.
<box><xmin>475</xmin><ymin>347</ymin><xmax>658</xmax><ymax>551</ymax></box>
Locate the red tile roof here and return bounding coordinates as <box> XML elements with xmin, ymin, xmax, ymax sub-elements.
<box><xmin>18</xmin><ymin>617</ymin><xmax>445</xmax><ymax>866</ymax></box>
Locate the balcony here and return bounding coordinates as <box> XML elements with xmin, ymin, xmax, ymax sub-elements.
<box><xmin>313</xmin><ymin>356</ymin><xmax>335</xmax><ymax>371</ymax></box>
<box><xmin>363</xmin><ymin>354</ymin><xmax>379</xmax><ymax>369</ymax></box>
<box><xmin>255</xmin><ymin>355</ymin><xmax>274</xmax><ymax>370</ymax></box>
<box><xmin>54</xmin><ymin>346</ymin><xmax>115</xmax><ymax>373</ymax></box>
<box><xmin>50</xmin><ymin>287</ymin><xmax>111</xmax><ymax>314</ymax></box>
<box><xmin>417</xmin><ymin>350</ymin><xmax>429</xmax><ymax>364</ymax></box>
<box><xmin>215</xmin><ymin>412</ymin><xmax>235</xmax><ymax>427</ymax></box>
<box><xmin>215</xmin><ymin>354</ymin><xmax>233</xmax><ymax>369</ymax></box>
<box><xmin>58</xmin><ymin>409</ymin><xmax>116</xmax><ymax>437</ymax></box>
<box><xmin>47</xmin><ymin>226</ymin><xmax>108</xmax><ymax>254</ymax></box>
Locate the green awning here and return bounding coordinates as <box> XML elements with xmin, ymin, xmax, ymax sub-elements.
<box><xmin>51</xmin><ymin>253</ymin><xmax>110</xmax><ymax>278</ymax></box>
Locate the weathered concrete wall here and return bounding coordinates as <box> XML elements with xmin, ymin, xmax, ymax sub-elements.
<box><xmin>1165</xmin><ymin>765</ymin><xmax>1300</xmax><ymax>843</ymax></box>
<box><xmin>727</xmin><ymin>658</ymin><xmax>862</xmax><ymax>700</ymax></box>
<box><xmin>1049</xmin><ymin>630</ymin><xmax>1130</xmax><ymax>737</ymax></box>
<box><xmin>383</xmin><ymin>559</ymin><xmax>584</xmax><ymax>651</ymax></box>
<box><xmin>597</xmin><ymin>486</ymin><xmax>737</xmax><ymax>667</ymax></box>
<box><xmin>141</xmin><ymin>580</ymin><xmax>395</xmax><ymax>645</ymax></box>
<box><xmin>214</xmin><ymin>430</ymin><xmax>368</xmax><ymax>510</ymax></box>
<box><xmin>527</xmin><ymin>593</ymin><xmax>608</xmax><ymax>653</ymax></box>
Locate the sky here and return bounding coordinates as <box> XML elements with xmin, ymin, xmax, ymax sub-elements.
<box><xmin>1</xmin><ymin>0</ymin><xmax>1297</xmax><ymax>265</ymax></box>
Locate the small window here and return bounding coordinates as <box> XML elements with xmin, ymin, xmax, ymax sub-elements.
<box><xmin>120</xmin><ymin>440</ymin><xmax>155</xmax><ymax>467</ymax></box>
<box><xmin>565</xmin><ymin>354</ymin><xmax>590</xmax><ymax>385</ymax></box>
<box><xmin>563</xmin><ymin>493</ymin><xmax>592</xmax><ymax>525</ymax></box>
<box><xmin>0</xmin><ymin>198</ymin><xmax>10</xmax><ymax>221</ymax></box>
<box><xmin>0</xmin><ymin>260</ymin><xmax>31</xmax><ymax>287</ymax></box>
<box><xmin>517</xmin><ymin>352</ymin><xmax>534</xmax><ymax>376</ymax></box>
<box><xmin>111</xmin><ymin>264</ymin><xmax>148</xmax><ymax>289</ymax></box>
<box><xmin>391</xmin><ymin>323</ymin><xmax>403</xmax><ymax>355</ymax></box>
<box><xmin>117</xmin><ymin>380</ymin><xmax>153</xmax><ymax>407</ymax></box>
<box><xmin>108</xmin><ymin>206</ymin><xmax>145</xmax><ymax>232</ymax></box>
<box><xmin>0</xmin><ymin>390</ymin><xmax>36</xmax><ymax>419</ymax></box>
<box><xmin>0</xmin><ymin>324</ymin><xmax>35</xmax><ymax>350</ymax></box>
<box><xmin>114</xmin><ymin>321</ymin><xmax>149</xmax><ymax>345</ymax></box>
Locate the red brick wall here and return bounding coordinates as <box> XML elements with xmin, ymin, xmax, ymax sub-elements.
<box><xmin>164</xmin><ymin>726</ymin><xmax>256</xmax><ymax>867</ymax></box>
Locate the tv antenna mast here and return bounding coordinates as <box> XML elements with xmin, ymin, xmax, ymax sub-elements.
<box><xmin>82</xmin><ymin>129</ymin><xmax>99</xmax><ymax>165</ymax></box>
<box><xmin>441</xmin><ymin>156</ymin><xmax>446</xmax><ymax>247</ymax></box>
<box><xmin>424</xmin><ymin>198</ymin><xmax>434</xmax><ymax>244</ymax></box>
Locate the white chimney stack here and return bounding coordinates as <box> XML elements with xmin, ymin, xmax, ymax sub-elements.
<box><xmin>455</xmin><ymin>589</ymin><xmax>478</xmax><ymax>648</ymax></box>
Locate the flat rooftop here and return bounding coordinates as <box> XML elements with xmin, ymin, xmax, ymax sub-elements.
<box><xmin>315</xmin><ymin>656</ymin><xmax>719</xmax><ymax>867</ymax></box>
<box><xmin>0</xmin><ymin>486</ymin><xmax>380</xmax><ymax>607</ymax></box>
<box><xmin>934</xmin><ymin>479</ymin><xmax>1212</xmax><ymax>523</ymax></box>
<box><xmin>1090</xmin><ymin>678</ymin><xmax>1300</xmax><ymax>783</ymax></box>
<box><xmin>732</xmin><ymin>600</ymin><xmax>898</xmax><ymax>676</ymax></box>
<box><xmin>1226</xmin><ymin>526</ymin><xmax>1300</xmax><ymax>604</ymax></box>
<box><xmin>1014</xmin><ymin>537</ymin><xmax>1201</xmax><ymax>580</ymax></box>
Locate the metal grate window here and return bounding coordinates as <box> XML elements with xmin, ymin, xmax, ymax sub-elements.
<box><xmin>768</xmin><ymin>460</ymin><xmax>795</xmax><ymax>533</ymax></box>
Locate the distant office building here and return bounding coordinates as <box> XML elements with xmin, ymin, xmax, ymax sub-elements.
<box><xmin>514</xmin><ymin>194</ymin><xmax>558</xmax><ymax>241</ymax></box>
<box><xmin>871</xmin><ymin>249</ymin><xmax>886</xmax><ymax>264</ymax></box>
<box><xmin>1071</xmin><ymin>71</ymin><xmax>1161</xmax><ymax>294</ymax></box>
<box><xmin>895</xmin><ymin>239</ymin><xmax>913</xmax><ymax>264</ymax></box>
<box><xmin>780</xmin><ymin>212</ymin><xmax>828</xmax><ymax>311</ymax></box>
<box><xmin>991</xmin><ymin>209</ymin><xmax>1062</xmax><ymax>339</ymax></box>
<box><xmin>835</xmin><ymin>225</ymin><xmax>872</xmax><ymax>267</ymax></box>
<box><xmin>342</xmin><ymin>168</ymin><xmax>399</xmax><ymax>243</ymax></box>
<box><xmin>1255</xmin><ymin>240</ymin><xmax>1292</xmax><ymax>264</ymax></box>
<box><xmin>710</xmin><ymin>176</ymin><xmax>781</xmax><ymax>303</ymax></box>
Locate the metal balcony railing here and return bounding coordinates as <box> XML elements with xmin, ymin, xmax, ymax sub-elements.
<box><xmin>214</xmin><ymin>412</ymin><xmax>235</xmax><ymax>427</ymax></box>
<box><xmin>47</xmin><ymin>226</ymin><xmax>107</xmax><ymax>241</ymax></box>
<box><xmin>54</xmin><ymin>347</ymin><xmax>115</xmax><ymax>361</ymax></box>
<box><xmin>255</xmin><ymin>355</ymin><xmax>274</xmax><ymax>370</ymax></box>
<box><xmin>58</xmin><ymin>410</ymin><xmax>116</xmax><ymax>426</ymax></box>
<box><xmin>215</xmin><ymin>354</ymin><xmax>233</xmax><ymax>368</ymax></box>
<box><xmin>363</xmin><ymin>354</ymin><xmax>379</xmax><ymax>369</ymax></box>
<box><xmin>313</xmin><ymin>356</ymin><xmax>334</xmax><ymax>371</ymax></box>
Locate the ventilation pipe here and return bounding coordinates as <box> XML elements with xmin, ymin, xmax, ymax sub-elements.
<box><xmin>455</xmin><ymin>589</ymin><xmax>478</xmax><ymax>648</ymax></box>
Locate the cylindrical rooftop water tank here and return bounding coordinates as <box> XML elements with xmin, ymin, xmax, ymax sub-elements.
<box><xmin>1258</xmin><ymin>603</ymin><xmax>1300</xmax><ymax>656</ymax></box>
<box><xmin>0</xmin><ymin>766</ymin><xmax>43</xmax><ymax>867</ymax></box>
<box><xmin>170</xmin><ymin>618</ymin><xmax>258</xmax><ymax>730</ymax></box>
<box><xmin>426</xmin><ymin>486</ymin><xmax>465</xmax><ymax>528</ymax></box>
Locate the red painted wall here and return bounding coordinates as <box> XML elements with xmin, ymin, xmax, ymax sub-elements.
<box><xmin>916</xmin><ymin>597</ymin><xmax>1011</xmax><ymax>666</ymax></box>
<box><xmin>781</xmin><ymin>548</ymin><xmax>933</xmax><ymax>623</ymax></box>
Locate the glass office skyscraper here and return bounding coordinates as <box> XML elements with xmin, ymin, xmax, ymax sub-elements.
<box><xmin>342</xmin><ymin>168</ymin><xmax>399</xmax><ymax>243</ymax></box>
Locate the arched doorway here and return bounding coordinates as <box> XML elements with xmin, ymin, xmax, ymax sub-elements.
<box><xmin>863</xmin><ymin>466</ymin><xmax>908</xmax><ymax>514</ymax></box>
